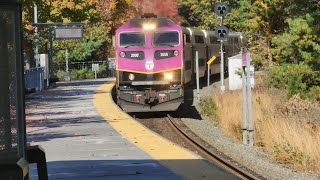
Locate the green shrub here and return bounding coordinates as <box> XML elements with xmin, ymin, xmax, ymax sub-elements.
<box><xmin>85</xmin><ymin>69</ymin><xmax>94</xmax><ymax>79</ymax></box>
<box><xmin>306</xmin><ymin>86</ymin><xmax>320</xmax><ymax>100</ymax></box>
<box><xmin>70</xmin><ymin>70</ymin><xmax>79</xmax><ymax>80</ymax></box>
<box><xmin>70</xmin><ymin>68</ymin><xmax>94</xmax><ymax>80</ymax></box>
<box><xmin>56</xmin><ymin>70</ymin><xmax>65</xmax><ymax>81</ymax></box>
<box><xmin>199</xmin><ymin>97</ymin><xmax>218</xmax><ymax>120</ymax></box>
<box><xmin>97</xmin><ymin>63</ymin><xmax>108</xmax><ymax>78</ymax></box>
<box><xmin>268</xmin><ymin>63</ymin><xmax>319</xmax><ymax>100</ymax></box>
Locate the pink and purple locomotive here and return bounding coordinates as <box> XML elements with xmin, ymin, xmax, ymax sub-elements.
<box><xmin>114</xmin><ymin>18</ymin><xmax>241</xmax><ymax>112</ymax></box>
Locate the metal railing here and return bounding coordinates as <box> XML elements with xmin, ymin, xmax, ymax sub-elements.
<box><xmin>24</xmin><ymin>67</ymin><xmax>45</xmax><ymax>91</ymax></box>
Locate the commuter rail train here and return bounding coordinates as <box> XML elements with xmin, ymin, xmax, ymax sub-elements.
<box><xmin>114</xmin><ymin>18</ymin><xmax>241</xmax><ymax>112</ymax></box>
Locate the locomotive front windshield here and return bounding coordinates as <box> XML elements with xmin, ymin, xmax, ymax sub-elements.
<box><xmin>153</xmin><ymin>31</ymin><xmax>179</xmax><ymax>46</ymax></box>
<box><xmin>120</xmin><ymin>32</ymin><xmax>145</xmax><ymax>47</ymax></box>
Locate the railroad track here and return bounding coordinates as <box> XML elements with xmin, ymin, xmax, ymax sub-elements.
<box><xmin>166</xmin><ymin>114</ymin><xmax>261</xmax><ymax>180</ymax></box>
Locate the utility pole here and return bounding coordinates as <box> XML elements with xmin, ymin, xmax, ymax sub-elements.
<box><xmin>34</xmin><ymin>3</ymin><xmax>39</xmax><ymax>67</ymax></box>
<box><xmin>241</xmin><ymin>49</ymin><xmax>254</xmax><ymax>146</ymax></box>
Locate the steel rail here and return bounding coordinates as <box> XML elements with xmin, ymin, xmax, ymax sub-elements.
<box><xmin>166</xmin><ymin>114</ymin><xmax>261</xmax><ymax>180</ymax></box>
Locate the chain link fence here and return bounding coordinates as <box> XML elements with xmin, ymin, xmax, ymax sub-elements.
<box><xmin>0</xmin><ymin>7</ymin><xmax>25</xmax><ymax>163</ymax></box>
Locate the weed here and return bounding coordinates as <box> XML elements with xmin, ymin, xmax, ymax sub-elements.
<box><xmin>274</xmin><ymin>140</ymin><xmax>310</xmax><ymax>165</ymax></box>
<box><xmin>199</xmin><ymin>97</ymin><xmax>218</xmax><ymax>121</ymax></box>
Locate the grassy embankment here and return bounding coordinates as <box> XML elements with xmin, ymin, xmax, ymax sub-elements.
<box><xmin>200</xmin><ymin>76</ymin><xmax>320</xmax><ymax>175</ymax></box>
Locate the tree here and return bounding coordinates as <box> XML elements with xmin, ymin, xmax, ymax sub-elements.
<box><xmin>272</xmin><ymin>14</ymin><xmax>320</xmax><ymax>69</ymax></box>
<box><xmin>178</xmin><ymin>0</ymin><xmax>219</xmax><ymax>29</ymax></box>
<box><xmin>96</xmin><ymin>0</ymin><xmax>136</xmax><ymax>34</ymax></box>
<box><xmin>22</xmin><ymin>0</ymin><xmax>106</xmax><ymax>69</ymax></box>
<box><xmin>135</xmin><ymin>0</ymin><xmax>182</xmax><ymax>23</ymax></box>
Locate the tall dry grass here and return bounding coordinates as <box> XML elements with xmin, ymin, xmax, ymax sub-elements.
<box><xmin>210</xmin><ymin>81</ymin><xmax>320</xmax><ymax>175</ymax></box>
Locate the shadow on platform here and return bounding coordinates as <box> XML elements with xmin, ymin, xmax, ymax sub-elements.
<box><xmin>28</xmin><ymin>159</ymin><xmax>237</xmax><ymax>180</ymax></box>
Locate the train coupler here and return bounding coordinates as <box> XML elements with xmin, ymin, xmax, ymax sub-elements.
<box><xmin>144</xmin><ymin>88</ymin><xmax>158</xmax><ymax>104</ymax></box>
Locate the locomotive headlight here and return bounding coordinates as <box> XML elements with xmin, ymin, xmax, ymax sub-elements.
<box><xmin>174</xmin><ymin>50</ymin><xmax>179</xmax><ymax>56</ymax></box>
<box><xmin>143</xmin><ymin>23</ymin><xmax>155</xmax><ymax>30</ymax></box>
<box><xmin>164</xmin><ymin>73</ymin><xmax>173</xmax><ymax>80</ymax></box>
<box><xmin>149</xmin><ymin>24</ymin><xmax>156</xmax><ymax>30</ymax></box>
<box><xmin>128</xmin><ymin>73</ymin><xmax>135</xmax><ymax>81</ymax></box>
<box><xmin>143</xmin><ymin>24</ymin><xmax>150</xmax><ymax>30</ymax></box>
<box><xmin>120</xmin><ymin>51</ymin><xmax>126</xmax><ymax>58</ymax></box>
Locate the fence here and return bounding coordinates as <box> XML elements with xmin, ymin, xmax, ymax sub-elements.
<box><xmin>24</xmin><ymin>67</ymin><xmax>45</xmax><ymax>91</ymax></box>
<box><xmin>55</xmin><ymin>60</ymin><xmax>116</xmax><ymax>79</ymax></box>
<box><xmin>0</xmin><ymin>4</ymin><xmax>28</xmax><ymax>178</ymax></box>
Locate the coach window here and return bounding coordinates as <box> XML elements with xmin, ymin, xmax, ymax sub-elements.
<box><xmin>195</xmin><ymin>35</ymin><xmax>204</xmax><ymax>44</ymax></box>
<box><xmin>210</xmin><ymin>36</ymin><xmax>218</xmax><ymax>44</ymax></box>
<box><xmin>226</xmin><ymin>37</ymin><xmax>232</xmax><ymax>43</ymax></box>
<box><xmin>184</xmin><ymin>33</ymin><xmax>191</xmax><ymax>44</ymax></box>
<box><xmin>153</xmin><ymin>31</ymin><xmax>179</xmax><ymax>46</ymax></box>
<box><xmin>120</xmin><ymin>32</ymin><xmax>145</xmax><ymax>47</ymax></box>
<box><xmin>185</xmin><ymin>61</ymin><xmax>192</xmax><ymax>70</ymax></box>
<box><xmin>234</xmin><ymin>37</ymin><xmax>239</xmax><ymax>44</ymax></box>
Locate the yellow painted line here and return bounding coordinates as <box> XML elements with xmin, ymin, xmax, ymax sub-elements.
<box><xmin>93</xmin><ymin>83</ymin><xmax>232</xmax><ymax>179</ymax></box>
<box><xmin>207</xmin><ymin>56</ymin><xmax>217</xmax><ymax>65</ymax></box>
<box><xmin>117</xmin><ymin>67</ymin><xmax>182</xmax><ymax>74</ymax></box>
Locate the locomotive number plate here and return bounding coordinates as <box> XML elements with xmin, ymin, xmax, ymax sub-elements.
<box><xmin>160</xmin><ymin>52</ymin><xmax>169</xmax><ymax>57</ymax></box>
<box><xmin>130</xmin><ymin>53</ymin><xmax>140</xmax><ymax>58</ymax></box>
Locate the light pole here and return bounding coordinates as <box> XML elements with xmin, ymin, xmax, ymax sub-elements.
<box><xmin>34</xmin><ymin>3</ymin><xmax>39</xmax><ymax>67</ymax></box>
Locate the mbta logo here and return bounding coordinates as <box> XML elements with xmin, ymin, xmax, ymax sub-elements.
<box><xmin>145</xmin><ymin>61</ymin><xmax>154</xmax><ymax>70</ymax></box>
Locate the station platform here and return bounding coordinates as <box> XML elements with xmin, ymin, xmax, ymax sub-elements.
<box><xmin>26</xmin><ymin>79</ymin><xmax>236</xmax><ymax>180</ymax></box>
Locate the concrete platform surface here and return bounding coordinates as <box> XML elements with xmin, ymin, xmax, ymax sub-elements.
<box><xmin>26</xmin><ymin>78</ymin><xmax>237</xmax><ymax>180</ymax></box>
<box><xmin>26</xmin><ymin>79</ymin><xmax>182</xmax><ymax>180</ymax></box>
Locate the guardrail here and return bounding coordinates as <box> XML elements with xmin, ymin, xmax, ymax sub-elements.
<box><xmin>24</xmin><ymin>67</ymin><xmax>45</xmax><ymax>91</ymax></box>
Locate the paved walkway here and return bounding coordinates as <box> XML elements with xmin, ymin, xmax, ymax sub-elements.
<box><xmin>26</xmin><ymin>79</ymin><xmax>182</xmax><ymax>180</ymax></box>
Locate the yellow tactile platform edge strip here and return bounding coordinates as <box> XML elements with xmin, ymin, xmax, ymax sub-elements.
<box><xmin>93</xmin><ymin>83</ymin><xmax>231</xmax><ymax>180</ymax></box>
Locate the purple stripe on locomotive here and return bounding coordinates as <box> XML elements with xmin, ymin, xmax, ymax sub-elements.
<box><xmin>115</xmin><ymin>18</ymin><xmax>183</xmax><ymax>73</ymax></box>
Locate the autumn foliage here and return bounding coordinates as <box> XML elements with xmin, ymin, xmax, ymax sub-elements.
<box><xmin>133</xmin><ymin>0</ymin><xmax>182</xmax><ymax>23</ymax></box>
<box><xmin>96</xmin><ymin>0</ymin><xmax>182</xmax><ymax>32</ymax></box>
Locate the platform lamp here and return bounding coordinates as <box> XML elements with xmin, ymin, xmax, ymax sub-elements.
<box><xmin>0</xmin><ymin>0</ymin><xmax>29</xmax><ymax>179</ymax></box>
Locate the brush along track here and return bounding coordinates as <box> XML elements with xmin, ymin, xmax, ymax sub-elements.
<box><xmin>135</xmin><ymin>114</ymin><xmax>262</xmax><ymax>180</ymax></box>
